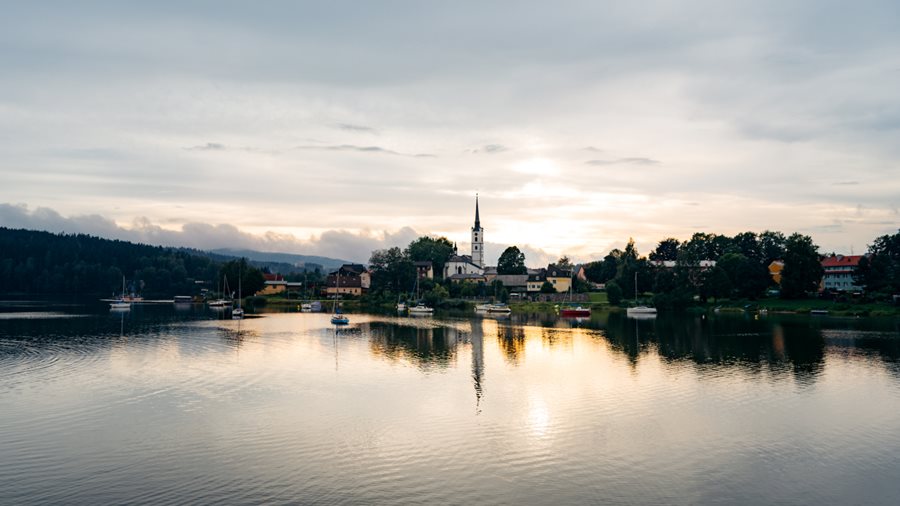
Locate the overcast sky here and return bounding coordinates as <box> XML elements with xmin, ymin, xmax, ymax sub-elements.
<box><xmin>1</xmin><ymin>1</ymin><xmax>898</xmax><ymax>265</ymax></box>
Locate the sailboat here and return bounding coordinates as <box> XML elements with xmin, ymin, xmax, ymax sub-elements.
<box><xmin>626</xmin><ymin>271</ymin><xmax>657</xmax><ymax>317</ymax></box>
<box><xmin>232</xmin><ymin>267</ymin><xmax>244</xmax><ymax>319</ymax></box>
<box><xmin>110</xmin><ymin>276</ymin><xmax>131</xmax><ymax>310</ymax></box>
<box><xmin>208</xmin><ymin>275</ymin><xmax>232</xmax><ymax>307</ymax></box>
<box><xmin>330</xmin><ymin>269</ymin><xmax>349</xmax><ymax>325</ymax></box>
<box><xmin>559</xmin><ymin>276</ymin><xmax>590</xmax><ymax>317</ymax></box>
<box><xmin>407</xmin><ymin>275</ymin><xmax>434</xmax><ymax>315</ymax></box>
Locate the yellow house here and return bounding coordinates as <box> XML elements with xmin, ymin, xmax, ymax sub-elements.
<box><xmin>545</xmin><ymin>265</ymin><xmax>572</xmax><ymax>293</ymax></box>
<box><xmin>768</xmin><ymin>260</ymin><xmax>784</xmax><ymax>285</ymax></box>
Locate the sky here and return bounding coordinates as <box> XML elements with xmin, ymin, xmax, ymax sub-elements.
<box><xmin>1</xmin><ymin>1</ymin><xmax>898</xmax><ymax>265</ymax></box>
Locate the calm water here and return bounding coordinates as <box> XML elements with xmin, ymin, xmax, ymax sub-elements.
<box><xmin>1</xmin><ymin>302</ymin><xmax>900</xmax><ymax>505</ymax></box>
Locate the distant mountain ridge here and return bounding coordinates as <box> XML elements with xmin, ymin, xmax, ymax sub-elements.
<box><xmin>210</xmin><ymin>248</ymin><xmax>353</xmax><ymax>271</ymax></box>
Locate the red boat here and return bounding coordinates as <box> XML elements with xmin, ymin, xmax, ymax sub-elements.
<box><xmin>559</xmin><ymin>306</ymin><xmax>591</xmax><ymax>317</ymax></box>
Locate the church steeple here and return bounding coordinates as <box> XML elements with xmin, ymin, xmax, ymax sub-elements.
<box><xmin>474</xmin><ymin>193</ymin><xmax>481</xmax><ymax>231</ymax></box>
<box><xmin>471</xmin><ymin>194</ymin><xmax>484</xmax><ymax>267</ymax></box>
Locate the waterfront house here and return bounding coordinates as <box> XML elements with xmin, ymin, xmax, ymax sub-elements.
<box><xmin>527</xmin><ymin>269</ymin><xmax>547</xmax><ymax>293</ymax></box>
<box><xmin>414</xmin><ymin>261</ymin><xmax>434</xmax><ymax>280</ymax></box>
<box><xmin>325</xmin><ymin>264</ymin><xmax>370</xmax><ymax>296</ymax></box>
<box><xmin>258</xmin><ymin>273</ymin><xmax>288</xmax><ymax>295</ymax></box>
<box><xmin>545</xmin><ymin>264</ymin><xmax>573</xmax><ymax>294</ymax></box>
<box><xmin>821</xmin><ymin>255</ymin><xmax>863</xmax><ymax>293</ymax></box>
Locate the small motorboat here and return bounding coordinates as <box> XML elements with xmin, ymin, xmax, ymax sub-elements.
<box><xmin>408</xmin><ymin>303</ymin><xmax>434</xmax><ymax>315</ymax></box>
<box><xmin>560</xmin><ymin>305</ymin><xmax>591</xmax><ymax>317</ymax></box>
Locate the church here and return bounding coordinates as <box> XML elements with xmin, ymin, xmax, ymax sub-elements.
<box><xmin>444</xmin><ymin>195</ymin><xmax>487</xmax><ymax>279</ymax></box>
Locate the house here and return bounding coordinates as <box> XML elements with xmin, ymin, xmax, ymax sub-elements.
<box><xmin>545</xmin><ymin>264</ymin><xmax>573</xmax><ymax>294</ymax></box>
<box><xmin>414</xmin><ymin>261</ymin><xmax>434</xmax><ymax>280</ymax></box>
<box><xmin>527</xmin><ymin>269</ymin><xmax>546</xmax><ymax>293</ymax></box>
<box><xmin>493</xmin><ymin>274</ymin><xmax>529</xmax><ymax>294</ymax></box>
<box><xmin>325</xmin><ymin>264</ymin><xmax>370</xmax><ymax>296</ymax></box>
<box><xmin>257</xmin><ymin>273</ymin><xmax>288</xmax><ymax>295</ymax></box>
<box><xmin>768</xmin><ymin>260</ymin><xmax>784</xmax><ymax>285</ymax></box>
<box><xmin>821</xmin><ymin>255</ymin><xmax>864</xmax><ymax>292</ymax></box>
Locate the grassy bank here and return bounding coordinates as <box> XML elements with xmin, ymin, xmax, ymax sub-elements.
<box><xmin>710</xmin><ymin>298</ymin><xmax>899</xmax><ymax>317</ymax></box>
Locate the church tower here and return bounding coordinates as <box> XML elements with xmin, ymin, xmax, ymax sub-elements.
<box><xmin>471</xmin><ymin>194</ymin><xmax>484</xmax><ymax>267</ymax></box>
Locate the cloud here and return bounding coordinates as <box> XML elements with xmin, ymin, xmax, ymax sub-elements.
<box><xmin>295</xmin><ymin>144</ymin><xmax>434</xmax><ymax>158</ymax></box>
<box><xmin>185</xmin><ymin>142</ymin><xmax>226</xmax><ymax>151</ymax></box>
<box><xmin>833</xmin><ymin>181</ymin><xmax>860</xmax><ymax>186</ymax></box>
<box><xmin>585</xmin><ymin>157</ymin><xmax>660</xmax><ymax>166</ymax></box>
<box><xmin>472</xmin><ymin>144</ymin><xmax>507</xmax><ymax>154</ymax></box>
<box><xmin>335</xmin><ymin>123</ymin><xmax>377</xmax><ymax>133</ymax></box>
<box><xmin>0</xmin><ymin>204</ymin><xmax>420</xmax><ymax>263</ymax></box>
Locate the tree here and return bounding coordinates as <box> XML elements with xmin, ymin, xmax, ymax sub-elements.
<box><xmin>584</xmin><ymin>254</ymin><xmax>618</xmax><ymax>284</ymax></box>
<box><xmin>781</xmin><ymin>233</ymin><xmax>823</xmax><ymax>299</ymax></box>
<box><xmin>556</xmin><ymin>256</ymin><xmax>573</xmax><ymax>270</ymax></box>
<box><xmin>606</xmin><ymin>281</ymin><xmax>623</xmax><ymax>305</ymax></box>
<box><xmin>700</xmin><ymin>266</ymin><xmax>732</xmax><ymax>302</ymax></box>
<box><xmin>855</xmin><ymin>230</ymin><xmax>900</xmax><ymax>299</ymax></box>
<box><xmin>718</xmin><ymin>252</ymin><xmax>769</xmax><ymax>299</ymax></box>
<box><xmin>759</xmin><ymin>230</ymin><xmax>786</xmax><ymax>264</ymax></box>
<box><xmin>369</xmin><ymin>247</ymin><xmax>415</xmax><ymax>294</ymax></box>
<box><xmin>497</xmin><ymin>246</ymin><xmax>527</xmax><ymax>274</ymax></box>
<box><xmin>650</xmin><ymin>238</ymin><xmax>680</xmax><ymax>261</ymax></box>
<box><xmin>406</xmin><ymin>236</ymin><xmax>454</xmax><ymax>280</ymax></box>
<box><xmin>540</xmin><ymin>281</ymin><xmax>556</xmax><ymax>293</ymax></box>
<box><xmin>220</xmin><ymin>258</ymin><xmax>266</xmax><ymax>298</ymax></box>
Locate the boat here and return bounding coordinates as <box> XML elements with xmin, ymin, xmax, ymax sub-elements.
<box><xmin>558</xmin><ymin>279</ymin><xmax>591</xmax><ymax>317</ymax></box>
<box><xmin>330</xmin><ymin>270</ymin><xmax>349</xmax><ymax>325</ymax></box>
<box><xmin>486</xmin><ymin>303</ymin><xmax>511</xmax><ymax>314</ymax></box>
<box><xmin>396</xmin><ymin>296</ymin><xmax>407</xmax><ymax>312</ymax></box>
<box><xmin>625</xmin><ymin>272</ymin><xmax>655</xmax><ymax>317</ymax></box>
<box><xmin>407</xmin><ymin>276</ymin><xmax>434</xmax><ymax>315</ymax></box>
<box><xmin>208</xmin><ymin>275</ymin><xmax>232</xmax><ymax>307</ymax></box>
<box><xmin>810</xmin><ymin>309</ymin><xmax>829</xmax><ymax>315</ymax></box>
<box><xmin>408</xmin><ymin>303</ymin><xmax>434</xmax><ymax>315</ymax></box>
<box><xmin>474</xmin><ymin>303</ymin><xmax>492</xmax><ymax>312</ymax></box>
<box><xmin>109</xmin><ymin>276</ymin><xmax>131</xmax><ymax>310</ymax></box>
<box><xmin>173</xmin><ymin>295</ymin><xmax>193</xmax><ymax>305</ymax></box>
<box><xmin>232</xmin><ymin>267</ymin><xmax>244</xmax><ymax>319</ymax></box>
<box><xmin>560</xmin><ymin>306</ymin><xmax>591</xmax><ymax>317</ymax></box>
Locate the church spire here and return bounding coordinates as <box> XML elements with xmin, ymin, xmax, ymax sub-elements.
<box><xmin>474</xmin><ymin>193</ymin><xmax>481</xmax><ymax>231</ymax></box>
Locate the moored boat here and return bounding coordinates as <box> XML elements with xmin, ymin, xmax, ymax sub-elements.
<box><xmin>626</xmin><ymin>306</ymin><xmax>657</xmax><ymax>316</ymax></box>
<box><xmin>560</xmin><ymin>305</ymin><xmax>591</xmax><ymax>317</ymax></box>
<box><xmin>408</xmin><ymin>303</ymin><xmax>434</xmax><ymax>315</ymax></box>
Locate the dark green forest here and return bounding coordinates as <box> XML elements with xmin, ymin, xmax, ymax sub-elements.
<box><xmin>0</xmin><ymin>227</ymin><xmax>223</xmax><ymax>296</ymax></box>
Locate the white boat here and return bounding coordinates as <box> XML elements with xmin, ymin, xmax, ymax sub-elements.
<box><xmin>474</xmin><ymin>303</ymin><xmax>491</xmax><ymax>312</ymax></box>
<box><xmin>109</xmin><ymin>276</ymin><xmax>131</xmax><ymax>310</ymax></box>
<box><xmin>232</xmin><ymin>267</ymin><xmax>244</xmax><ymax>319</ymax></box>
<box><xmin>626</xmin><ymin>306</ymin><xmax>657</xmax><ymax>316</ymax></box>
<box><xmin>208</xmin><ymin>275</ymin><xmax>232</xmax><ymax>307</ymax></box>
<box><xmin>330</xmin><ymin>270</ymin><xmax>349</xmax><ymax>325</ymax></box>
<box><xmin>408</xmin><ymin>303</ymin><xmax>434</xmax><ymax>314</ymax></box>
<box><xmin>487</xmin><ymin>304</ymin><xmax>511</xmax><ymax>314</ymax></box>
<box><xmin>396</xmin><ymin>302</ymin><xmax>407</xmax><ymax>312</ymax></box>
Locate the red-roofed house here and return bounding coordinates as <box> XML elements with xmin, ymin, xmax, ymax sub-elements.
<box><xmin>821</xmin><ymin>255</ymin><xmax>863</xmax><ymax>292</ymax></box>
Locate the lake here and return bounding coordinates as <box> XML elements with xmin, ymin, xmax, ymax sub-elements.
<box><xmin>1</xmin><ymin>302</ymin><xmax>900</xmax><ymax>505</ymax></box>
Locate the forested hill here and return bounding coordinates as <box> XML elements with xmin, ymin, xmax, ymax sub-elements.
<box><xmin>0</xmin><ymin>227</ymin><xmax>220</xmax><ymax>296</ymax></box>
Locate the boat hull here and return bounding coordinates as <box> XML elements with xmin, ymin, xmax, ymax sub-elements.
<box><xmin>560</xmin><ymin>308</ymin><xmax>591</xmax><ymax>317</ymax></box>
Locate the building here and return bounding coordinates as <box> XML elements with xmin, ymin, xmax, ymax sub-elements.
<box><xmin>444</xmin><ymin>196</ymin><xmax>487</xmax><ymax>278</ymax></box>
<box><xmin>821</xmin><ymin>255</ymin><xmax>864</xmax><ymax>292</ymax></box>
<box><xmin>493</xmin><ymin>274</ymin><xmax>529</xmax><ymax>294</ymax></box>
<box><xmin>545</xmin><ymin>264</ymin><xmax>573</xmax><ymax>294</ymax></box>
<box><xmin>527</xmin><ymin>269</ymin><xmax>546</xmax><ymax>293</ymax></box>
<box><xmin>768</xmin><ymin>260</ymin><xmax>784</xmax><ymax>286</ymax></box>
<box><xmin>325</xmin><ymin>264</ymin><xmax>370</xmax><ymax>296</ymax></box>
<box><xmin>257</xmin><ymin>273</ymin><xmax>288</xmax><ymax>295</ymax></box>
<box><xmin>471</xmin><ymin>194</ymin><xmax>484</xmax><ymax>267</ymax></box>
<box><xmin>414</xmin><ymin>261</ymin><xmax>434</xmax><ymax>280</ymax></box>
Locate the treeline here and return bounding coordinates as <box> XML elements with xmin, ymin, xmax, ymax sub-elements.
<box><xmin>582</xmin><ymin>231</ymin><xmax>823</xmax><ymax>308</ymax></box>
<box><xmin>0</xmin><ymin>227</ymin><xmax>261</xmax><ymax>297</ymax></box>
